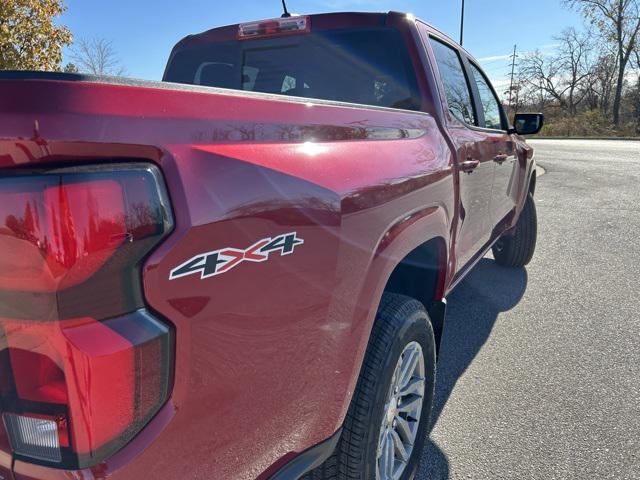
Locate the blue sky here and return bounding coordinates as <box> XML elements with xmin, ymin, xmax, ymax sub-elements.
<box><xmin>60</xmin><ymin>0</ymin><xmax>584</xmax><ymax>89</ymax></box>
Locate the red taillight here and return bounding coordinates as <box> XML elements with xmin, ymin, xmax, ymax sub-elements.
<box><xmin>238</xmin><ymin>15</ymin><xmax>310</xmax><ymax>39</ymax></box>
<box><xmin>0</xmin><ymin>178</ymin><xmax>126</xmax><ymax>292</ymax></box>
<box><xmin>0</xmin><ymin>164</ymin><xmax>173</xmax><ymax>469</ymax></box>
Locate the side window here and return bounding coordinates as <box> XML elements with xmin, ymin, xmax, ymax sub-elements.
<box><xmin>428</xmin><ymin>38</ymin><xmax>476</xmax><ymax>126</ymax></box>
<box><xmin>470</xmin><ymin>63</ymin><xmax>504</xmax><ymax>130</ymax></box>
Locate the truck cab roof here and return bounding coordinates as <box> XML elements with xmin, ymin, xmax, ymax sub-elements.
<box><xmin>167</xmin><ymin>11</ymin><xmax>478</xmax><ymax>78</ymax></box>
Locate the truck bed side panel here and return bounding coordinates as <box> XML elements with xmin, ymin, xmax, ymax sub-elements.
<box><xmin>0</xmin><ymin>78</ymin><xmax>454</xmax><ymax>479</ymax></box>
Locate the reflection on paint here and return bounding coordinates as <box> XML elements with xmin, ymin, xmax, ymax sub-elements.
<box><xmin>299</xmin><ymin>141</ymin><xmax>328</xmax><ymax>157</ymax></box>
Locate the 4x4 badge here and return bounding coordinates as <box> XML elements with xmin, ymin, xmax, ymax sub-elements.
<box><xmin>169</xmin><ymin>232</ymin><xmax>304</xmax><ymax>280</ymax></box>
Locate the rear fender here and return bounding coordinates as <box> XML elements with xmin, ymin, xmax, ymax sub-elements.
<box><xmin>336</xmin><ymin>204</ymin><xmax>450</xmax><ymax>424</ymax></box>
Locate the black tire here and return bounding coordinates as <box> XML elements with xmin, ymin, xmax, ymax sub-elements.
<box><xmin>492</xmin><ymin>193</ymin><xmax>537</xmax><ymax>267</ymax></box>
<box><xmin>304</xmin><ymin>293</ymin><xmax>436</xmax><ymax>480</ymax></box>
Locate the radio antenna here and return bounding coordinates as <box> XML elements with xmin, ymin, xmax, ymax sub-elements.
<box><xmin>281</xmin><ymin>0</ymin><xmax>291</xmax><ymax>17</ymax></box>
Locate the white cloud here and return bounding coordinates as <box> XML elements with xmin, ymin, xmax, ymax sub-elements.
<box><xmin>477</xmin><ymin>54</ymin><xmax>512</xmax><ymax>63</ymax></box>
<box><xmin>478</xmin><ymin>43</ymin><xmax>561</xmax><ymax>65</ymax></box>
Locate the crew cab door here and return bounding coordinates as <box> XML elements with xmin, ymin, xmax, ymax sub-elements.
<box><xmin>425</xmin><ymin>34</ymin><xmax>494</xmax><ymax>270</ymax></box>
<box><xmin>466</xmin><ymin>60</ymin><xmax>518</xmax><ymax>230</ymax></box>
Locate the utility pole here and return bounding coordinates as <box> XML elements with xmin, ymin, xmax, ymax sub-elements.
<box><xmin>508</xmin><ymin>44</ymin><xmax>517</xmax><ymax>109</ymax></box>
<box><xmin>459</xmin><ymin>0</ymin><xmax>465</xmax><ymax>46</ymax></box>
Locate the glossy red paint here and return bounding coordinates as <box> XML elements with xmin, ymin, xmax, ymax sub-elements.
<box><xmin>0</xmin><ymin>11</ymin><xmax>535</xmax><ymax>480</ymax></box>
<box><xmin>0</xmin><ymin>178</ymin><xmax>126</xmax><ymax>292</ymax></box>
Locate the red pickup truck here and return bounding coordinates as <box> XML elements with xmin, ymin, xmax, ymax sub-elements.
<box><xmin>0</xmin><ymin>11</ymin><xmax>542</xmax><ymax>480</ymax></box>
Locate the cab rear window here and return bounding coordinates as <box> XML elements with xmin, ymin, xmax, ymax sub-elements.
<box><xmin>163</xmin><ymin>28</ymin><xmax>421</xmax><ymax>111</ymax></box>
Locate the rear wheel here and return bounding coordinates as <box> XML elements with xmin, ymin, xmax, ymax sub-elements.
<box><xmin>493</xmin><ymin>193</ymin><xmax>537</xmax><ymax>267</ymax></box>
<box><xmin>376</xmin><ymin>340</ymin><xmax>427</xmax><ymax>479</ymax></box>
<box><xmin>305</xmin><ymin>293</ymin><xmax>436</xmax><ymax>479</ymax></box>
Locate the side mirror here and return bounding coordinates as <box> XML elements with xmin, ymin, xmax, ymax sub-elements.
<box><xmin>510</xmin><ymin>113</ymin><xmax>544</xmax><ymax>135</ymax></box>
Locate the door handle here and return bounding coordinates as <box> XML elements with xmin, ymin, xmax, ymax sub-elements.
<box><xmin>493</xmin><ymin>154</ymin><xmax>508</xmax><ymax>164</ymax></box>
<box><xmin>460</xmin><ymin>159</ymin><xmax>480</xmax><ymax>173</ymax></box>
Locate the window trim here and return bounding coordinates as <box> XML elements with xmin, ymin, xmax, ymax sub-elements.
<box><xmin>424</xmin><ymin>31</ymin><xmax>511</xmax><ymax>134</ymax></box>
<box><xmin>427</xmin><ymin>35</ymin><xmax>479</xmax><ymax>128</ymax></box>
<box><xmin>466</xmin><ymin>59</ymin><xmax>509</xmax><ymax>133</ymax></box>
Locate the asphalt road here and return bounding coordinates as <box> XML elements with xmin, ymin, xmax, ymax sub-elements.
<box><xmin>417</xmin><ymin>139</ymin><xmax>640</xmax><ymax>479</ymax></box>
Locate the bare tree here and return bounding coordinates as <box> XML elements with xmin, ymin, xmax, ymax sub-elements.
<box><xmin>584</xmin><ymin>48</ymin><xmax>619</xmax><ymax>112</ymax></box>
<box><xmin>518</xmin><ymin>28</ymin><xmax>594</xmax><ymax>115</ymax></box>
<box><xmin>557</xmin><ymin>28</ymin><xmax>595</xmax><ymax>114</ymax></box>
<box><xmin>633</xmin><ymin>46</ymin><xmax>640</xmax><ymax>131</ymax></box>
<box><xmin>565</xmin><ymin>0</ymin><xmax>640</xmax><ymax>126</ymax></box>
<box><xmin>519</xmin><ymin>50</ymin><xmax>566</xmax><ymax>108</ymax></box>
<box><xmin>70</xmin><ymin>38</ymin><xmax>126</xmax><ymax>76</ymax></box>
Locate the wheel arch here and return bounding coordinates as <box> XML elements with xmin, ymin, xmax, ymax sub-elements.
<box><xmin>381</xmin><ymin>236</ymin><xmax>448</xmax><ymax>355</ymax></box>
<box><xmin>333</xmin><ymin>206</ymin><xmax>451</xmax><ymax>439</ymax></box>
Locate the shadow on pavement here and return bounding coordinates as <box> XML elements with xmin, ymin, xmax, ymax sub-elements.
<box><xmin>418</xmin><ymin>258</ymin><xmax>529</xmax><ymax>479</ymax></box>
